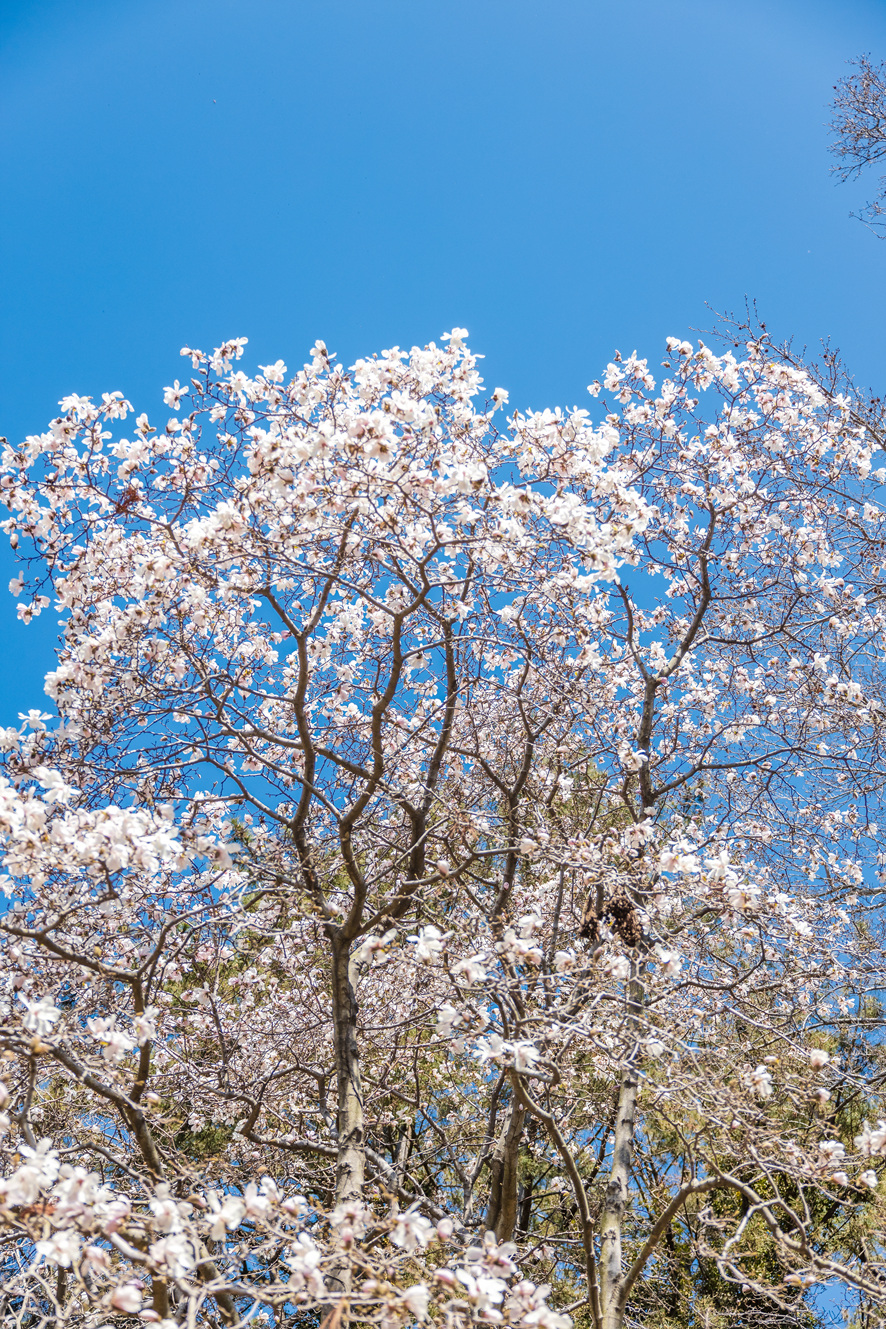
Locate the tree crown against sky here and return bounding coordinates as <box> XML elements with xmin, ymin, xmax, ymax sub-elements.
<box><xmin>830</xmin><ymin>53</ymin><xmax>886</xmax><ymax>233</ymax></box>
<box><xmin>1</xmin><ymin>328</ymin><xmax>886</xmax><ymax>1328</ymax></box>
<box><xmin>6</xmin><ymin>0</ymin><xmax>886</xmax><ymax>716</ymax></box>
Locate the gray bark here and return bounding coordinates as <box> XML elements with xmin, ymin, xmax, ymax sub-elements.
<box><xmin>599</xmin><ymin>968</ymin><xmax>643</xmax><ymax>1329</ymax></box>
<box><xmin>328</xmin><ymin>934</ymin><xmax>366</xmax><ymax>1295</ymax></box>
<box><xmin>484</xmin><ymin>1096</ymin><xmax>525</xmax><ymax>1241</ymax></box>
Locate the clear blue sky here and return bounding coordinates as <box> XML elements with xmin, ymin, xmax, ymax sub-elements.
<box><xmin>3</xmin><ymin>0</ymin><xmax>886</xmax><ymax>721</ymax></box>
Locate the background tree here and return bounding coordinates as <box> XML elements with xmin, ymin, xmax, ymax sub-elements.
<box><xmin>830</xmin><ymin>54</ymin><xmax>886</xmax><ymax>234</ymax></box>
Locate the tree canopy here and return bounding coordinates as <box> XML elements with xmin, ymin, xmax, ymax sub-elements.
<box><xmin>1</xmin><ymin>328</ymin><xmax>886</xmax><ymax>1329</ymax></box>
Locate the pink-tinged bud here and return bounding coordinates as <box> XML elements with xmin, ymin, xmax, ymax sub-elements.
<box><xmin>109</xmin><ymin>1284</ymin><xmax>143</xmax><ymax>1313</ymax></box>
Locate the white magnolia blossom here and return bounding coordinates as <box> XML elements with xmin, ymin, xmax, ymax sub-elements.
<box><xmin>149</xmin><ymin>1232</ymin><xmax>198</xmax><ymax>1277</ymax></box>
<box><xmin>400</xmin><ymin>1282</ymin><xmax>431</xmax><ymax>1319</ymax></box>
<box><xmin>391</xmin><ymin>1206</ymin><xmax>436</xmax><ymax>1252</ymax></box>
<box><xmin>408</xmin><ymin>925</ymin><xmax>449</xmax><ymax>964</ymax></box>
<box><xmin>284</xmin><ymin>1233</ymin><xmax>326</xmax><ymax>1296</ymax></box>
<box><xmin>746</xmin><ymin>1065</ymin><xmax>775</xmax><ymax>1099</ymax></box>
<box><xmin>0</xmin><ymin>1141</ymin><xmax>60</xmax><ymax>1205</ymax></box>
<box><xmin>208</xmin><ymin>1192</ymin><xmax>247</xmax><ymax>1240</ymax></box>
<box><xmin>109</xmin><ymin>1284</ymin><xmax>143</xmax><ymax>1314</ymax></box>
<box><xmin>19</xmin><ymin>993</ymin><xmax>61</xmax><ymax>1037</ymax></box>
<box><xmin>856</xmin><ymin>1122</ymin><xmax>886</xmax><ymax>1156</ymax></box>
<box><xmin>452</xmin><ymin>953</ymin><xmax>488</xmax><ymax>983</ymax></box>
<box><xmin>35</xmin><ymin>1228</ymin><xmax>80</xmax><ymax>1268</ymax></box>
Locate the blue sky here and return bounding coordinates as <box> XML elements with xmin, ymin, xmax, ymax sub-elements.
<box><xmin>3</xmin><ymin>0</ymin><xmax>886</xmax><ymax>721</ymax></box>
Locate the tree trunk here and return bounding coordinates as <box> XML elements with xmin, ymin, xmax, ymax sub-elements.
<box><xmin>484</xmin><ymin>1096</ymin><xmax>525</xmax><ymax>1240</ymax></box>
<box><xmin>599</xmin><ymin>969</ymin><xmax>642</xmax><ymax>1329</ymax></box>
<box><xmin>329</xmin><ymin>932</ymin><xmax>365</xmax><ymax>1293</ymax></box>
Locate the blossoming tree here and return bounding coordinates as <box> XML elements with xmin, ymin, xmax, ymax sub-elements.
<box><xmin>830</xmin><ymin>53</ymin><xmax>886</xmax><ymax>234</ymax></box>
<box><xmin>1</xmin><ymin>327</ymin><xmax>886</xmax><ymax>1329</ymax></box>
